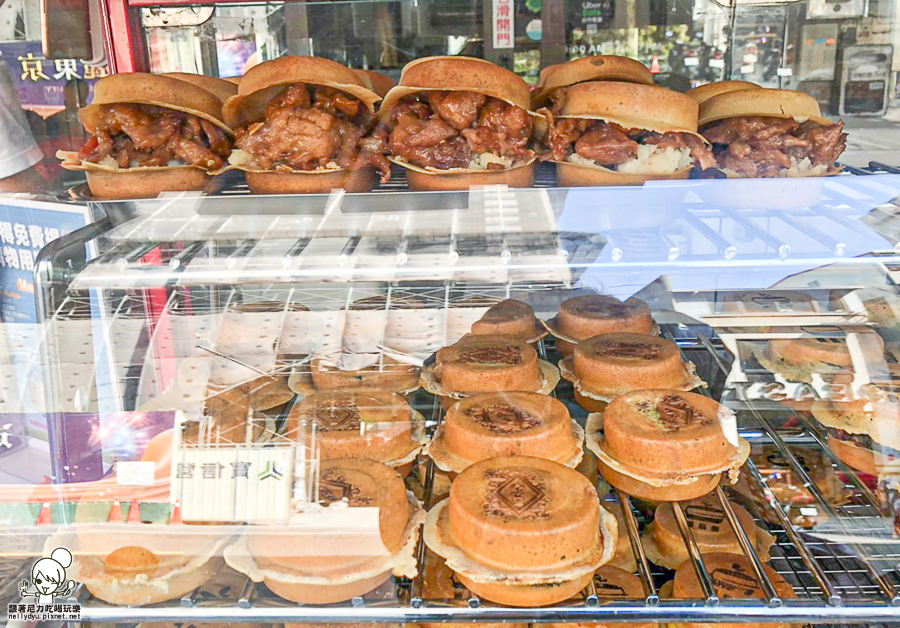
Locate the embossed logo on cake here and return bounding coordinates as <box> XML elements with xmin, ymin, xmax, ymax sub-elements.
<box><xmin>483</xmin><ymin>470</ymin><xmax>550</xmax><ymax>520</ymax></box>
<box><xmin>319</xmin><ymin>469</ymin><xmax>371</xmax><ymax>506</ymax></box>
<box><xmin>457</xmin><ymin>345</ymin><xmax>522</xmax><ymax>365</ymax></box>
<box><xmin>593</xmin><ymin>574</ymin><xmax>629</xmax><ymax>597</ymax></box>
<box><xmin>578</xmin><ymin>300</ymin><xmax>631</xmax><ymax>317</ymax></box>
<box><xmin>311</xmin><ymin>401</ymin><xmax>361</xmax><ymax>432</ymax></box>
<box><xmin>655</xmin><ymin>394</ymin><xmax>713</xmax><ymax>432</ymax></box>
<box><xmin>711</xmin><ymin>564</ymin><xmax>760</xmax><ymax>597</ymax></box>
<box><xmin>593</xmin><ymin>341</ymin><xmax>660</xmax><ymax>360</ymax></box>
<box><xmin>466</xmin><ymin>404</ymin><xmax>541</xmax><ymax>433</ymax></box>
<box><xmin>685</xmin><ymin>503</ymin><xmax>725</xmax><ymax>534</ymax></box>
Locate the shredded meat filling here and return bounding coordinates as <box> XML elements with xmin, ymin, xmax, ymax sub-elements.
<box><xmin>385</xmin><ymin>92</ymin><xmax>534</xmax><ymax>170</ymax></box>
<box><xmin>701</xmin><ymin>115</ymin><xmax>847</xmax><ymax>177</ymax></box>
<box><xmin>77</xmin><ymin>103</ymin><xmax>231</xmax><ymax>170</ymax></box>
<box><xmin>540</xmin><ymin>118</ymin><xmax>717</xmax><ymax>171</ymax></box>
<box><xmin>233</xmin><ymin>84</ymin><xmax>390</xmax><ymax>182</ymax></box>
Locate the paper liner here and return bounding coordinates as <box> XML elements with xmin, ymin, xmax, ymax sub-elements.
<box><xmin>558</xmin><ymin>355</ymin><xmax>706</xmax><ymax>403</ymax></box>
<box><xmin>584</xmin><ymin>413</ymin><xmax>751</xmax><ymax>487</ymax></box>
<box><xmin>419</xmin><ymin>359</ymin><xmax>560</xmax><ymax>400</ymax></box>
<box><xmin>47</xmin><ymin>529</ymin><xmax>228</xmax><ymax>593</ymax></box>
<box><xmin>388</xmin><ymin>155</ymin><xmax>536</xmax><ymax>176</ymax></box>
<box><xmin>423</xmin><ymin>498</ymin><xmax>617</xmax><ymax>584</ymax></box>
<box><xmin>641</xmin><ymin>522</ymin><xmax>774</xmax><ymax>570</ymax></box>
<box><xmin>224</xmin><ymin>493</ymin><xmax>425</xmax><ymax>585</ymax></box>
<box><xmin>57</xmin><ymin>150</ymin><xmax>216</xmax><ymax>174</ymax></box>
<box><xmin>425</xmin><ymin>421</ymin><xmax>585</xmax><ymax>475</ymax></box>
<box><xmin>287</xmin><ymin>367</ymin><xmax>421</xmax><ymax>397</ymax></box>
<box><xmin>541</xmin><ymin>316</ymin><xmax>660</xmax><ymax>346</ymax></box>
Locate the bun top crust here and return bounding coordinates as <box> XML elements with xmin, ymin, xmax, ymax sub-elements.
<box><xmin>222</xmin><ymin>56</ymin><xmax>381</xmax><ymax>128</ymax></box>
<box><xmin>560</xmin><ymin>81</ymin><xmax>700</xmax><ymax>134</ymax></box>
<box><xmin>355</xmin><ymin>69</ymin><xmax>395</xmax><ymax>97</ymax></box>
<box><xmin>699</xmin><ymin>88</ymin><xmax>833</xmax><ymax>127</ymax></box>
<box><xmin>164</xmin><ymin>72</ymin><xmax>238</xmax><ymax>103</ymax></box>
<box><xmin>532</xmin><ymin>55</ymin><xmax>653</xmax><ymax>107</ymax></box>
<box><xmin>80</xmin><ymin>73</ymin><xmax>231</xmax><ymax>133</ymax></box>
<box><xmin>686</xmin><ymin>80</ymin><xmax>760</xmax><ymax>105</ymax></box>
<box><xmin>380</xmin><ymin>56</ymin><xmax>532</xmax><ymax>115</ymax></box>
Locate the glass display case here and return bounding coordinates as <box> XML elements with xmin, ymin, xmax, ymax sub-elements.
<box><xmin>0</xmin><ymin>169</ymin><xmax>899</xmax><ymax>625</ymax></box>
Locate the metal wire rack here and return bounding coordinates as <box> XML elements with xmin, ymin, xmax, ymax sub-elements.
<box><xmin>43</xmin><ymin>326</ymin><xmax>900</xmax><ymax>625</ymax></box>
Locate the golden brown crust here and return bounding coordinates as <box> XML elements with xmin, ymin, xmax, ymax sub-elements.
<box><xmin>355</xmin><ymin>69</ymin><xmax>395</xmax><ymax>97</ymax></box>
<box><xmin>84</xmin><ymin>168</ymin><xmax>221</xmax><ymax>199</ymax></box>
<box><xmin>244</xmin><ymin>167</ymin><xmax>376</xmax><ymax>194</ymax></box>
<box><xmin>555</xmin><ymin>160</ymin><xmax>692</xmax><ymax>187</ymax></box>
<box><xmin>699</xmin><ymin>88</ymin><xmax>833</xmax><ymax>127</ymax></box>
<box><xmin>672</xmin><ymin>551</ymin><xmax>795</xmax><ymax>599</ymax></box>
<box><xmin>556</xmin><ymin>295</ymin><xmax>655</xmax><ymax>340</ymax></box>
<box><xmin>401</xmin><ymin>160</ymin><xmax>535</xmax><ymax>190</ymax></box>
<box><xmin>381</xmin><ymin>56</ymin><xmax>532</xmax><ymax>114</ymax></box>
<box><xmin>560</xmin><ymin>81</ymin><xmax>700</xmax><ymax>133</ymax></box>
<box><xmin>263</xmin><ymin>569</ymin><xmax>392</xmax><ymax>604</ymax></box>
<box><xmin>164</xmin><ymin>72</ymin><xmax>239</xmax><ymax>103</ymax></box>
<box><xmin>223</xmin><ymin>56</ymin><xmax>380</xmax><ymax>128</ymax></box>
<box><xmin>597</xmin><ymin>455</ymin><xmax>722</xmax><ymax>501</ymax></box>
<box><xmin>456</xmin><ymin>571</ymin><xmax>593</xmax><ymax>607</ymax></box>
<box><xmin>434</xmin><ymin>335</ymin><xmax>541</xmax><ymax>394</ymax></box>
<box><xmin>532</xmin><ymin>55</ymin><xmax>653</xmax><ymax>108</ymax></box>
<box><xmin>80</xmin><ymin>73</ymin><xmax>230</xmax><ymax>133</ymax></box>
<box><xmin>686</xmin><ymin>80</ymin><xmax>761</xmax><ymax>105</ymax></box>
<box><xmin>827</xmin><ymin>433</ymin><xmax>888</xmax><ymax>476</ymax></box>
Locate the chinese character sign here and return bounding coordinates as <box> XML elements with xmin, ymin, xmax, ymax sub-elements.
<box><xmin>0</xmin><ymin>42</ymin><xmax>106</xmax><ymax>114</ymax></box>
<box><xmin>493</xmin><ymin>0</ymin><xmax>515</xmax><ymax>49</ymax></box>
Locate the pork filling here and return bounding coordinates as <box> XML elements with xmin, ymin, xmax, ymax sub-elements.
<box><xmin>700</xmin><ymin>116</ymin><xmax>847</xmax><ymax>178</ymax></box>
<box><xmin>829</xmin><ymin>428</ymin><xmax>900</xmax><ymax>458</ymax></box>
<box><xmin>541</xmin><ymin>118</ymin><xmax>717</xmax><ymax>172</ymax></box>
<box><xmin>232</xmin><ymin>84</ymin><xmax>390</xmax><ymax>182</ymax></box>
<box><xmin>77</xmin><ymin>103</ymin><xmax>231</xmax><ymax>170</ymax></box>
<box><xmin>372</xmin><ymin>91</ymin><xmax>534</xmax><ymax>171</ymax></box>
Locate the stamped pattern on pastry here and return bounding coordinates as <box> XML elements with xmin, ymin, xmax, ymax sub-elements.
<box><xmin>646</xmin><ymin>394</ymin><xmax>714</xmax><ymax>432</ymax></box>
<box><xmin>593</xmin><ymin>573</ymin><xmax>629</xmax><ymax>597</ymax></box>
<box><xmin>592</xmin><ymin>341</ymin><xmax>660</xmax><ymax>360</ymax></box>
<box><xmin>711</xmin><ymin>563</ymin><xmax>760</xmax><ymax>597</ymax></box>
<box><xmin>312</xmin><ymin>401</ymin><xmax>362</xmax><ymax>432</ymax></box>
<box><xmin>483</xmin><ymin>469</ymin><xmax>551</xmax><ymax>521</ymax></box>
<box><xmin>466</xmin><ymin>403</ymin><xmax>541</xmax><ymax>434</ymax></box>
<box><xmin>684</xmin><ymin>503</ymin><xmax>725</xmax><ymax>533</ymax></box>
<box><xmin>457</xmin><ymin>345</ymin><xmax>523</xmax><ymax>365</ymax></box>
<box><xmin>319</xmin><ymin>469</ymin><xmax>372</xmax><ymax>506</ymax></box>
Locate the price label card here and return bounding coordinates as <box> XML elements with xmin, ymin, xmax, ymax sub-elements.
<box><xmin>116</xmin><ymin>461</ymin><xmax>155</xmax><ymax>486</ymax></box>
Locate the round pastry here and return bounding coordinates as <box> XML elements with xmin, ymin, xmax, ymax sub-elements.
<box><xmin>560</xmin><ymin>333</ymin><xmax>703</xmax><ymax>411</ymax></box>
<box><xmin>757</xmin><ymin>334</ymin><xmax>860</xmax><ymax>384</ymax></box>
<box><xmin>586</xmin><ymin>390</ymin><xmax>750</xmax><ymax>502</ymax></box>
<box><xmin>295</xmin><ymin>354</ymin><xmax>420</xmax><ymax>394</ymax></box>
<box><xmin>686</xmin><ymin>80</ymin><xmax>761</xmax><ymax>105</ymax></box>
<box><xmin>422</xmin><ymin>335</ymin><xmax>559</xmax><ymax>404</ymax></box>
<box><xmin>669</xmin><ymin>553</ymin><xmax>796</xmax><ymax>628</ymax></box>
<box><xmin>470</xmin><ymin>299</ymin><xmax>546</xmax><ymax>343</ymax></box>
<box><xmin>287</xmin><ymin>389</ymin><xmax>424</xmax><ymax>468</ymax></box>
<box><xmin>547</xmin><ymin>295</ymin><xmax>656</xmax><ymax>355</ymax></box>
<box><xmin>642</xmin><ymin>495</ymin><xmax>774</xmax><ymax>570</ymax></box>
<box><xmin>424</xmin><ymin>456</ymin><xmax>617</xmax><ymax>607</ymax></box>
<box><xmin>181</xmin><ymin>387</ymin><xmax>263</xmax><ymax>444</ymax></box>
<box><xmin>227</xmin><ymin>458</ymin><xmax>424</xmax><ymax>604</ymax></box>
<box><xmin>164</xmin><ymin>72</ymin><xmax>239</xmax><ymax>103</ymax></box>
<box><xmin>427</xmin><ymin>392</ymin><xmax>583</xmax><ymax>474</ymax></box>
<box><xmin>547</xmin><ymin>566</ymin><xmax>652</xmax><ymax>628</ymax></box>
<box><xmin>532</xmin><ymin>55</ymin><xmax>653</xmax><ymax>111</ymax></box>
<box><xmin>812</xmin><ymin>398</ymin><xmax>900</xmax><ymax>476</ymax></box>
<box><xmin>241</xmin><ymin>374</ymin><xmax>294</xmax><ymax>412</ymax></box>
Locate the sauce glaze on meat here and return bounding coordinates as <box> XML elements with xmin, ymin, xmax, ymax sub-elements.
<box><xmin>541</xmin><ymin>117</ymin><xmax>716</xmax><ymax>170</ymax></box>
<box><xmin>233</xmin><ymin>84</ymin><xmax>391</xmax><ymax>182</ymax></box>
<box><xmin>78</xmin><ymin>104</ymin><xmax>231</xmax><ymax>170</ymax></box>
<box><xmin>700</xmin><ymin>116</ymin><xmax>847</xmax><ymax>177</ymax></box>
<box><xmin>371</xmin><ymin>91</ymin><xmax>534</xmax><ymax>170</ymax></box>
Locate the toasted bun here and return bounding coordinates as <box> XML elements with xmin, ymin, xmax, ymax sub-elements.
<box><xmin>826</xmin><ymin>434</ymin><xmax>884</xmax><ymax>476</ymax></box>
<box><xmin>455</xmin><ymin>572</ymin><xmax>593</xmax><ymax>607</ymax></box>
<box><xmin>597</xmin><ymin>455</ymin><xmax>722</xmax><ymax>501</ymax></box>
<box><xmin>400</xmin><ymin>159</ymin><xmax>535</xmax><ymax>190</ymax></box>
<box><xmin>164</xmin><ymin>72</ymin><xmax>239</xmax><ymax>103</ymax></box>
<box><xmin>80</xmin><ymin>73</ymin><xmax>230</xmax><ymax>133</ymax></box>
<box><xmin>355</xmin><ymin>69</ymin><xmax>395</xmax><ymax>97</ymax></box>
<box><xmin>245</xmin><ymin>167</ymin><xmax>376</xmax><ymax>194</ymax></box>
<box><xmin>686</xmin><ymin>80</ymin><xmax>761</xmax><ymax>105</ymax></box>
<box><xmin>380</xmin><ymin>56</ymin><xmax>531</xmax><ymax>115</ymax></box>
<box><xmin>532</xmin><ymin>56</ymin><xmax>653</xmax><ymax>107</ymax></box>
<box><xmin>699</xmin><ymin>88</ymin><xmax>832</xmax><ymax>127</ymax></box>
<box><xmin>84</xmin><ymin>167</ymin><xmax>220</xmax><ymax>199</ymax></box>
<box><xmin>560</xmin><ymin>81</ymin><xmax>700</xmax><ymax>133</ymax></box>
<box><xmin>263</xmin><ymin>570</ymin><xmax>393</xmax><ymax>604</ymax></box>
<box><xmin>224</xmin><ymin>76</ymin><xmax>241</xmax><ymax>85</ymax></box>
<box><xmin>223</xmin><ymin>56</ymin><xmax>380</xmax><ymax>128</ymax></box>
<box><xmin>556</xmin><ymin>161</ymin><xmax>692</xmax><ymax>187</ymax></box>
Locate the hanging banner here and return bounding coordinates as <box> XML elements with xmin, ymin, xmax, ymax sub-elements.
<box><xmin>493</xmin><ymin>0</ymin><xmax>515</xmax><ymax>49</ymax></box>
